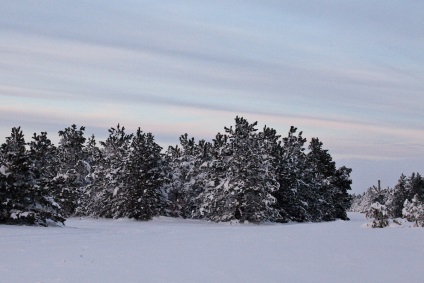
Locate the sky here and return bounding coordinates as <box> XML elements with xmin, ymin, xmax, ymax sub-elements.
<box><xmin>1</xmin><ymin>1</ymin><xmax>423</xmax><ymax>193</ymax></box>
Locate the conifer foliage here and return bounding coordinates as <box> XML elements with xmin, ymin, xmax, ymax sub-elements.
<box><xmin>366</xmin><ymin>202</ymin><xmax>389</xmax><ymax>228</ymax></box>
<box><xmin>351</xmin><ymin>173</ymin><xmax>424</xmax><ymax>227</ymax></box>
<box><xmin>0</xmin><ymin>117</ymin><xmax>353</xmax><ymax>226</ymax></box>
<box><xmin>197</xmin><ymin>117</ymin><xmax>279</xmax><ymax>223</ymax></box>
<box><xmin>0</xmin><ymin>128</ymin><xmax>64</xmax><ymax>226</ymax></box>
<box><xmin>92</xmin><ymin>124</ymin><xmax>134</xmax><ymax>218</ymax></box>
<box><xmin>53</xmin><ymin>124</ymin><xmax>89</xmax><ymax>217</ymax></box>
<box><xmin>272</xmin><ymin>129</ymin><xmax>352</xmax><ymax>222</ymax></box>
<box><xmin>402</xmin><ymin>195</ymin><xmax>424</xmax><ymax>227</ymax></box>
<box><xmin>114</xmin><ymin>128</ymin><xmax>164</xmax><ymax>220</ymax></box>
<box><xmin>165</xmin><ymin>117</ymin><xmax>352</xmax><ymax>223</ymax></box>
<box><xmin>164</xmin><ymin>134</ymin><xmax>211</xmax><ymax>218</ymax></box>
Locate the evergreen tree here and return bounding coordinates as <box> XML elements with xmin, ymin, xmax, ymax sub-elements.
<box><xmin>57</xmin><ymin>125</ymin><xmax>87</xmax><ymax>171</ymax></box>
<box><xmin>381</xmin><ymin>173</ymin><xmax>424</xmax><ymax>219</ymax></box>
<box><xmin>113</xmin><ymin>128</ymin><xmax>164</xmax><ymax>220</ymax></box>
<box><xmin>73</xmin><ymin>135</ymin><xmax>101</xmax><ymax>216</ymax></box>
<box><xmin>366</xmin><ymin>202</ymin><xmax>389</xmax><ymax>228</ymax></box>
<box><xmin>92</xmin><ymin>124</ymin><xmax>133</xmax><ymax>218</ymax></box>
<box><xmin>402</xmin><ymin>194</ymin><xmax>424</xmax><ymax>227</ymax></box>
<box><xmin>199</xmin><ymin>117</ymin><xmax>279</xmax><ymax>223</ymax></box>
<box><xmin>304</xmin><ymin>137</ymin><xmax>336</xmax><ymax>221</ymax></box>
<box><xmin>328</xmin><ymin>166</ymin><xmax>352</xmax><ymax>220</ymax></box>
<box><xmin>273</xmin><ymin>130</ymin><xmax>352</xmax><ymax>222</ymax></box>
<box><xmin>53</xmin><ymin>125</ymin><xmax>88</xmax><ymax>217</ymax></box>
<box><xmin>273</xmin><ymin>126</ymin><xmax>309</xmax><ymax>222</ymax></box>
<box><xmin>28</xmin><ymin>132</ymin><xmax>59</xmax><ymax>182</ymax></box>
<box><xmin>28</xmin><ymin>132</ymin><xmax>65</xmax><ymax>224</ymax></box>
<box><xmin>163</xmin><ymin>144</ymin><xmax>184</xmax><ymax>217</ymax></box>
<box><xmin>165</xmin><ymin>135</ymin><xmax>212</xmax><ymax>218</ymax></box>
<box><xmin>391</xmin><ymin>174</ymin><xmax>408</xmax><ymax>217</ymax></box>
<box><xmin>0</xmin><ymin>128</ymin><xmax>64</xmax><ymax>226</ymax></box>
<box><xmin>352</xmin><ymin>184</ymin><xmax>389</xmax><ymax>212</ymax></box>
<box><xmin>406</xmin><ymin>173</ymin><xmax>424</xmax><ymax>201</ymax></box>
<box><xmin>194</xmin><ymin>132</ymin><xmax>229</xmax><ymax>219</ymax></box>
<box><xmin>0</xmin><ymin>127</ymin><xmax>33</xmax><ymax>224</ymax></box>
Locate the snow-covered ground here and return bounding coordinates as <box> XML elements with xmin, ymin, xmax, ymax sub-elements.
<box><xmin>1</xmin><ymin>213</ymin><xmax>423</xmax><ymax>283</ymax></box>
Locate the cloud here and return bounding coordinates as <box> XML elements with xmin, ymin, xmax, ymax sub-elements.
<box><xmin>1</xmin><ymin>1</ymin><xmax>424</xmax><ymax>193</ymax></box>
<box><xmin>2</xmin><ymin>30</ymin><xmax>422</xmax><ymax>120</ymax></box>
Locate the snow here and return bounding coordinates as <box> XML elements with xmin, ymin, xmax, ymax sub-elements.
<box><xmin>0</xmin><ymin>165</ymin><xmax>9</xmax><ymax>176</ymax></box>
<box><xmin>1</xmin><ymin>213</ymin><xmax>423</xmax><ymax>283</ymax></box>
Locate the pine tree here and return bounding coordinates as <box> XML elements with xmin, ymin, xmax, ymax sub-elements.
<box><xmin>52</xmin><ymin>125</ymin><xmax>88</xmax><ymax>217</ymax></box>
<box><xmin>28</xmin><ymin>132</ymin><xmax>59</xmax><ymax>182</ymax></box>
<box><xmin>329</xmin><ymin>166</ymin><xmax>352</xmax><ymax>220</ymax></box>
<box><xmin>27</xmin><ymin>132</ymin><xmax>65</xmax><ymax>225</ymax></box>
<box><xmin>0</xmin><ymin>128</ymin><xmax>64</xmax><ymax>226</ymax></box>
<box><xmin>163</xmin><ymin>144</ymin><xmax>184</xmax><ymax>217</ymax></box>
<box><xmin>0</xmin><ymin>127</ymin><xmax>33</xmax><ymax>224</ymax></box>
<box><xmin>195</xmin><ymin>132</ymin><xmax>229</xmax><ymax>220</ymax></box>
<box><xmin>304</xmin><ymin>138</ymin><xmax>336</xmax><ymax>221</ymax></box>
<box><xmin>391</xmin><ymin>174</ymin><xmax>408</xmax><ymax>217</ymax></box>
<box><xmin>198</xmin><ymin>117</ymin><xmax>279</xmax><ymax>223</ymax></box>
<box><xmin>402</xmin><ymin>194</ymin><xmax>424</xmax><ymax>227</ymax></box>
<box><xmin>366</xmin><ymin>202</ymin><xmax>389</xmax><ymax>228</ymax></box>
<box><xmin>165</xmin><ymin>135</ymin><xmax>212</xmax><ymax>218</ymax></box>
<box><xmin>387</xmin><ymin>173</ymin><xmax>424</xmax><ymax>219</ymax></box>
<box><xmin>92</xmin><ymin>124</ymin><xmax>133</xmax><ymax>218</ymax></box>
<box><xmin>350</xmin><ymin>184</ymin><xmax>387</xmax><ymax>213</ymax></box>
<box><xmin>407</xmin><ymin>173</ymin><xmax>424</xmax><ymax>201</ymax></box>
<box><xmin>73</xmin><ymin>135</ymin><xmax>101</xmax><ymax>216</ymax></box>
<box><xmin>273</xmin><ymin>126</ymin><xmax>309</xmax><ymax>222</ymax></box>
<box><xmin>57</xmin><ymin>125</ymin><xmax>87</xmax><ymax>170</ymax></box>
<box><xmin>113</xmin><ymin>128</ymin><xmax>164</xmax><ymax>220</ymax></box>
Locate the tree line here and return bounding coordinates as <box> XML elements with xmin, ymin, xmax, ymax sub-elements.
<box><xmin>0</xmin><ymin>116</ymin><xmax>352</xmax><ymax>226</ymax></box>
<box><xmin>351</xmin><ymin>173</ymin><xmax>424</xmax><ymax>227</ymax></box>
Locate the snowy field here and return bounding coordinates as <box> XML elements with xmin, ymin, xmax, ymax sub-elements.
<box><xmin>1</xmin><ymin>213</ymin><xmax>423</xmax><ymax>283</ymax></box>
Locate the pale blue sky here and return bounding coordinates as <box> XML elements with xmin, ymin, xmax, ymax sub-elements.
<box><xmin>1</xmin><ymin>1</ymin><xmax>423</xmax><ymax>193</ymax></box>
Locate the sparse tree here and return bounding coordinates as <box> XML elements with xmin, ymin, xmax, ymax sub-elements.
<box><xmin>366</xmin><ymin>202</ymin><xmax>389</xmax><ymax>228</ymax></box>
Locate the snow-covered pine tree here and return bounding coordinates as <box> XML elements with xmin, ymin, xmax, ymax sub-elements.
<box><xmin>385</xmin><ymin>173</ymin><xmax>423</xmax><ymax>220</ymax></box>
<box><xmin>304</xmin><ymin>137</ymin><xmax>336</xmax><ymax>221</ymax></box>
<box><xmin>182</xmin><ymin>138</ymin><xmax>213</xmax><ymax>219</ymax></box>
<box><xmin>164</xmin><ymin>134</ymin><xmax>212</xmax><ymax>218</ymax></box>
<box><xmin>0</xmin><ymin>128</ymin><xmax>64</xmax><ymax>226</ymax></box>
<box><xmin>328</xmin><ymin>165</ymin><xmax>352</xmax><ymax>220</ymax></box>
<box><xmin>53</xmin><ymin>124</ymin><xmax>88</xmax><ymax>217</ymax></box>
<box><xmin>92</xmin><ymin>124</ymin><xmax>133</xmax><ymax>218</ymax></box>
<box><xmin>350</xmin><ymin>184</ymin><xmax>388</xmax><ymax>213</ymax></box>
<box><xmin>366</xmin><ymin>202</ymin><xmax>389</xmax><ymax>228</ymax></box>
<box><xmin>406</xmin><ymin>173</ymin><xmax>424</xmax><ymax>202</ymax></box>
<box><xmin>28</xmin><ymin>132</ymin><xmax>59</xmax><ymax>183</ymax></box>
<box><xmin>57</xmin><ymin>124</ymin><xmax>87</xmax><ymax>172</ymax></box>
<box><xmin>164</xmin><ymin>134</ymin><xmax>196</xmax><ymax>218</ymax></box>
<box><xmin>383</xmin><ymin>187</ymin><xmax>396</xmax><ymax>218</ymax></box>
<box><xmin>402</xmin><ymin>194</ymin><xmax>424</xmax><ymax>227</ymax></box>
<box><xmin>195</xmin><ymin>132</ymin><xmax>229</xmax><ymax>220</ymax></box>
<box><xmin>163</xmin><ymin>144</ymin><xmax>183</xmax><ymax>217</ymax></box>
<box><xmin>198</xmin><ymin>117</ymin><xmax>279</xmax><ymax>223</ymax></box>
<box><xmin>273</xmin><ymin>126</ymin><xmax>309</xmax><ymax>222</ymax></box>
<box><xmin>28</xmin><ymin>132</ymin><xmax>65</xmax><ymax>225</ymax></box>
<box><xmin>0</xmin><ymin>127</ymin><xmax>34</xmax><ymax>224</ymax></box>
<box><xmin>73</xmin><ymin>135</ymin><xmax>101</xmax><ymax>216</ymax></box>
<box><xmin>112</xmin><ymin>128</ymin><xmax>164</xmax><ymax>220</ymax></box>
<box><xmin>390</xmin><ymin>174</ymin><xmax>408</xmax><ymax>218</ymax></box>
